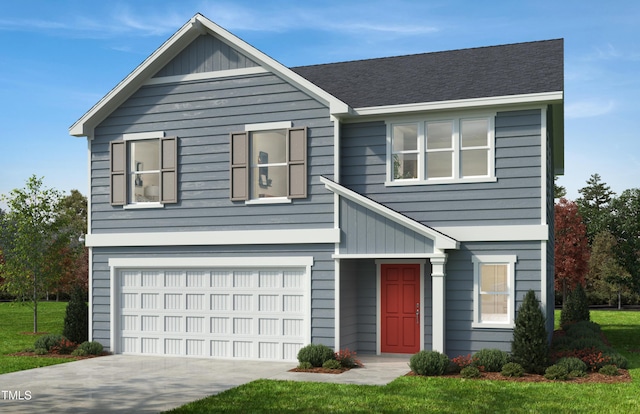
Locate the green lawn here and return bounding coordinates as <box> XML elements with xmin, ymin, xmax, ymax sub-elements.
<box><xmin>167</xmin><ymin>310</ymin><xmax>640</xmax><ymax>414</ymax></box>
<box><xmin>0</xmin><ymin>301</ymin><xmax>71</xmax><ymax>374</ymax></box>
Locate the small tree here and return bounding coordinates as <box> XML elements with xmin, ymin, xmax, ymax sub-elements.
<box><xmin>511</xmin><ymin>290</ymin><xmax>549</xmax><ymax>374</ymax></box>
<box><xmin>63</xmin><ymin>285</ymin><xmax>88</xmax><ymax>343</ymax></box>
<box><xmin>560</xmin><ymin>284</ymin><xmax>590</xmax><ymax>327</ymax></box>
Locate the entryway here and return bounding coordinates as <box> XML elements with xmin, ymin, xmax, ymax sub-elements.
<box><xmin>380</xmin><ymin>263</ymin><xmax>421</xmax><ymax>354</ymax></box>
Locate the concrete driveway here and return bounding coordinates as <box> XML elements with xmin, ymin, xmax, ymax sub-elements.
<box><xmin>0</xmin><ymin>354</ymin><xmax>409</xmax><ymax>413</ymax></box>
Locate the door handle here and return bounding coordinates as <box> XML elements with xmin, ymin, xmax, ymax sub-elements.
<box><xmin>416</xmin><ymin>303</ymin><xmax>420</xmax><ymax>324</ymax></box>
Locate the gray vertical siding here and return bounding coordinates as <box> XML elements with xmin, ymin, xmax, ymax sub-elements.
<box><xmin>153</xmin><ymin>34</ymin><xmax>257</xmax><ymax>78</ymax></box>
<box><xmin>339</xmin><ymin>197</ymin><xmax>434</xmax><ymax>254</ymax></box>
<box><xmin>340</xmin><ymin>109</ymin><xmax>543</xmax><ymax>227</ymax></box>
<box><xmin>91</xmin><ymin>244</ymin><xmax>335</xmax><ymax>350</ymax></box>
<box><xmin>91</xmin><ymin>70</ymin><xmax>335</xmax><ymax>233</ymax></box>
<box><xmin>445</xmin><ymin>241</ymin><xmax>542</xmax><ymax>357</ymax></box>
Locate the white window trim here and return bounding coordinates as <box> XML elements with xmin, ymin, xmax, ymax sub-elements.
<box><xmin>472</xmin><ymin>255</ymin><xmax>516</xmax><ymax>329</ymax></box>
<box><xmin>385</xmin><ymin>113</ymin><xmax>496</xmax><ymax>186</ymax></box>
<box><xmin>122</xmin><ymin>131</ymin><xmax>166</xmax><ymax>208</ymax></box>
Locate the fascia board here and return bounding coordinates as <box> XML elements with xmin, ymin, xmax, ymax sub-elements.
<box><xmin>320</xmin><ymin>176</ymin><xmax>459</xmax><ymax>250</ymax></box>
<box><xmin>351</xmin><ymin>91</ymin><xmax>564</xmax><ymax>117</ymax></box>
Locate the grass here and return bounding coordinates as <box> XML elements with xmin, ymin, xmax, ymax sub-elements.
<box><xmin>0</xmin><ymin>301</ymin><xmax>71</xmax><ymax>374</ymax></box>
<box><xmin>166</xmin><ymin>310</ymin><xmax>640</xmax><ymax>413</ymax></box>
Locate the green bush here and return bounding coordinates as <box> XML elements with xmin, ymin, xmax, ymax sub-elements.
<box><xmin>544</xmin><ymin>364</ymin><xmax>569</xmax><ymax>380</ymax></box>
<box><xmin>566</xmin><ymin>320</ymin><xmax>601</xmax><ymax>335</ymax></box>
<box><xmin>297</xmin><ymin>361</ymin><xmax>313</xmax><ymax>370</ymax></box>
<box><xmin>322</xmin><ymin>359</ymin><xmax>342</xmax><ymax>370</ymax></box>
<box><xmin>63</xmin><ymin>286</ymin><xmax>89</xmax><ymax>344</ymax></box>
<box><xmin>569</xmin><ymin>337</ymin><xmax>610</xmax><ymax>353</ymax></box>
<box><xmin>33</xmin><ymin>334</ymin><xmax>66</xmax><ymax>352</ymax></box>
<box><xmin>34</xmin><ymin>348</ymin><xmax>47</xmax><ymax>355</ymax></box>
<box><xmin>409</xmin><ymin>350</ymin><xmax>450</xmax><ymax>376</ymax></box>
<box><xmin>76</xmin><ymin>341</ymin><xmax>104</xmax><ymax>356</ymax></box>
<box><xmin>599</xmin><ymin>365</ymin><xmax>620</xmax><ymax>376</ymax></box>
<box><xmin>569</xmin><ymin>370</ymin><xmax>586</xmax><ymax>378</ymax></box>
<box><xmin>511</xmin><ymin>290</ymin><xmax>549</xmax><ymax>374</ymax></box>
<box><xmin>605</xmin><ymin>352</ymin><xmax>629</xmax><ymax>369</ymax></box>
<box><xmin>556</xmin><ymin>357</ymin><xmax>587</xmax><ymax>374</ymax></box>
<box><xmin>297</xmin><ymin>344</ymin><xmax>335</xmax><ymax>367</ymax></box>
<box><xmin>560</xmin><ymin>285</ymin><xmax>590</xmax><ymax>327</ymax></box>
<box><xmin>473</xmin><ymin>349</ymin><xmax>509</xmax><ymax>372</ymax></box>
<box><xmin>71</xmin><ymin>348</ymin><xmax>88</xmax><ymax>357</ymax></box>
<box><xmin>460</xmin><ymin>366</ymin><xmax>481</xmax><ymax>379</ymax></box>
<box><xmin>501</xmin><ymin>362</ymin><xmax>524</xmax><ymax>377</ymax></box>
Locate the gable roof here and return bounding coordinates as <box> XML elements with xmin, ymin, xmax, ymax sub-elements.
<box><xmin>69</xmin><ymin>13</ymin><xmax>350</xmax><ymax>137</ymax></box>
<box><xmin>292</xmin><ymin>39</ymin><xmax>564</xmax><ymax>110</ymax></box>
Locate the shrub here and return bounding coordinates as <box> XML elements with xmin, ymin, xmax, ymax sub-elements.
<box><xmin>565</xmin><ymin>320</ymin><xmax>601</xmax><ymax>335</ymax></box>
<box><xmin>511</xmin><ymin>290</ymin><xmax>549</xmax><ymax>374</ymax></box>
<box><xmin>501</xmin><ymin>362</ymin><xmax>524</xmax><ymax>377</ymax></box>
<box><xmin>569</xmin><ymin>370</ymin><xmax>586</xmax><ymax>378</ymax></box>
<box><xmin>334</xmin><ymin>348</ymin><xmax>362</xmax><ymax>368</ymax></box>
<box><xmin>50</xmin><ymin>338</ymin><xmax>77</xmax><ymax>355</ymax></box>
<box><xmin>450</xmin><ymin>354</ymin><xmax>477</xmax><ymax>373</ymax></box>
<box><xmin>544</xmin><ymin>364</ymin><xmax>569</xmax><ymax>380</ymax></box>
<box><xmin>297</xmin><ymin>344</ymin><xmax>335</xmax><ymax>367</ymax></box>
<box><xmin>551</xmin><ymin>347</ymin><xmax>612</xmax><ymax>371</ymax></box>
<box><xmin>297</xmin><ymin>361</ymin><xmax>313</xmax><ymax>370</ymax></box>
<box><xmin>569</xmin><ymin>337</ymin><xmax>610</xmax><ymax>352</ymax></box>
<box><xmin>473</xmin><ymin>349</ymin><xmax>509</xmax><ymax>372</ymax></box>
<box><xmin>322</xmin><ymin>359</ymin><xmax>342</xmax><ymax>370</ymax></box>
<box><xmin>71</xmin><ymin>348</ymin><xmax>88</xmax><ymax>357</ymax></box>
<box><xmin>76</xmin><ymin>341</ymin><xmax>104</xmax><ymax>356</ymax></box>
<box><xmin>556</xmin><ymin>357</ymin><xmax>587</xmax><ymax>374</ymax></box>
<box><xmin>604</xmin><ymin>352</ymin><xmax>628</xmax><ymax>369</ymax></box>
<box><xmin>460</xmin><ymin>366</ymin><xmax>481</xmax><ymax>379</ymax></box>
<box><xmin>63</xmin><ymin>286</ymin><xmax>89</xmax><ymax>344</ymax></box>
<box><xmin>34</xmin><ymin>334</ymin><xmax>66</xmax><ymax>352</ymax></box>
<box><xmin>410</xmin><ymin>350</ymin><xmax>450</xmax><ymax>376</ymax></box>
<box><xmin>560</xmin><ymin>285</ymin><xmax>590</xmax><ymax>327</ymax></box>
<box><xmin>599</xmin><ymin>365</ymin><xmax>620</xmax><ymax>376</ymax></box>
<box><xmin>34</xmin><ymin>348</ymin><xmax>47</xmax><ymax>355</ymax></box>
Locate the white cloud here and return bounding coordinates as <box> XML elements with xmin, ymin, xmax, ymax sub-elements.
<box><xmin>565</xmin><ymin>99</ymin><xmax>615</xmax><ymax>119</ymax></box>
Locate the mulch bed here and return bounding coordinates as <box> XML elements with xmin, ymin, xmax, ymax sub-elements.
<box><xmin>405</xmin><ymin>369</ymin><xmax>632</xmax><ymax>383</ymax></box>
<box><xmin>289</xmin><ymin>367</ymin><xmax>350</xmax><ymax>374</ymax></box>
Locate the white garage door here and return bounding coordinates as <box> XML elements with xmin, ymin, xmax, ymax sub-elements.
<box><xmin>115</xmin><ymin>267</ymin><xmax>308</xmax><ymax>361</ymax></box>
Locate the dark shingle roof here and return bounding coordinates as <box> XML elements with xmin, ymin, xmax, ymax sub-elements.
<box><xmin>291</xmin><ymin>39</ymin><xmax>563</xmax><ymax>108</ymax></box>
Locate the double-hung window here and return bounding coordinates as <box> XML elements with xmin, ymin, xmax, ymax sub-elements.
<box><xmin>230</xmin><ymin>122</ymin><xmax>307</xmax><ymax>203</ymax></box>
<box><xmin>472</xmin><ymin>255</ymin><xmax>516</xmax><ymax>328</ymax></box>
<box><xmin>387</xmin><ymin>114</ymin><xmax>495</xmax><ymax>185</ymax></box>
<box><xmin>109</xmin><ymin>131</ymin><xmax>178</xmax><ymax>207</ymax></box>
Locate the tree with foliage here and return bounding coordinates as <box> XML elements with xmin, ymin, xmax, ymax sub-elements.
<box><xmin>560</xmin><ymin>284</ymin><xmax>590</xmax><ymax>327</ymax></box>
<box><xmin>511</xmin><ymin>290</ymin><xmax>549</xmax><ymax>374</ymax></box>
<box><xmin>0</xmin><ymin>176</ymin><xmax>71</xmax><ymax>332</ymax></box>
<box><xmin>587</xmin><ymin>231</ymin><xmax>631</xmax><ymax>308</ymax></box>
<box><xmin>554</xmin><ymin>198</ymin><xmax>590</xmax><ymax>302</ymax></box>
<box><xmin>609</xmin><ymin>188</ymin><xmax>640</xmax><ymax>292</ymax></box>
<box><xmin>576</xmin><ymin>173</ymin><xmax>615</xmax><ymax>244</ymax></box>
<box><xmin>63</xmin><ymin>285</ymin><xmax>89</xmax><ymax>343</ymax></box>
<box><xmin>554</xmin><ymin>177</ymin><xmax>566</xmax><ymax>199</ymax></box>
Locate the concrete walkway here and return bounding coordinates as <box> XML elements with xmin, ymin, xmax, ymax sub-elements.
<box><xmin>0</xmin><ymin>354</ymin><xmax>410</xmax><ymax>413</ymax></box>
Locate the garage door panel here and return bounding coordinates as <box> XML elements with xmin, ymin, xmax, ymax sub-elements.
<box><xmin>117</xmin><ymin>267</ymin><xmax>308</xmax><ymax>361</ymax></box>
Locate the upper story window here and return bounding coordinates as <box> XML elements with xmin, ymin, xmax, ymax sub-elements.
<box><xmin>109</xmin><ymin>131</ymin><xmax>178</xmax><ymax>208</ymax></box>
<box><xmin>387</xmin><ymin>114</ymin><xmax>495</xmax><ymax>185</ymax></box>
<box><xmin>230</xmin><ymin>122</ymin><xmax>307</xmax><ymax>204</ymax></box>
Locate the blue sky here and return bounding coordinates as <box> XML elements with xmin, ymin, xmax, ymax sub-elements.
<box><xmin>1</xmin><ymin>0</ymin><xmax>638</xmax><ymax>207</ymax></box>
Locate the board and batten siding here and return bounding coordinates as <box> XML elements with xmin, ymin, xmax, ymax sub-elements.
<box><xmin>340</xmin><ymin>109</ymin><xmax>543</xmax><ymax>227</ymax></box>
<box><xmin>90</xmin><ymin>244</ymin><xmax>335</xmax><ymax>350</ymax></box>
<box><xmin>444</xmin><ymin>241</ymin><xmax>542</xmax><ymax>357</ymax></box>
<box><xmin>339</xmin><ymin>197</ymin><xmax>435</xmax><ymax>255</ymax></box>
<box><xmin>90</xmin><ymin>71</ymin><xmax>335</xmax><ymax>234</ymax></box>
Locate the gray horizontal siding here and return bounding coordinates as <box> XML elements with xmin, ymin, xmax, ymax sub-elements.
<box><xmin>91</xmin><ymin>72</ymin><xmax>334</xmax><ymax>233</ymax></box>
<box><xmin>340</xmin><ymin>109</ymin><xmax>543</xmax><ymax>227</ymax></box>
<box><xmin>154</xmin><ymin>34</ymin><xmax>257</xmax><ymax>78</ymax></box>
<box><xmin>91</xmin><ymin>244</ymin><xmax>335</xmax><ymax>351</ymax></box>
<box><xmin>339</xmin><ymin>198</ymin><xmax>434</xmax><ymax>255</ymax></box>
<box><xmin>444</xmin><ymin>241</ymin><xmax>543</xmax><ymax>357</ymax></box>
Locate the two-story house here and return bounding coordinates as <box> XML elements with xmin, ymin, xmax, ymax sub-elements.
<box><xmin>70</xmin><ymin>13</ymin><xmax>563</xmax><ymax>361</ymax></box>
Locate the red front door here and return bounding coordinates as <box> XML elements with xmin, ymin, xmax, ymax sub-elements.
<box><xmin>381</xmin><ymin>264</ymin><xmax>421</xmax><ymax>354</ymax></box>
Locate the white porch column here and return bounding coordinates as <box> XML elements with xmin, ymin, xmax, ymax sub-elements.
<box><xmin>431</xmin><ymin>255</ymin><xmax>447</xmax><ymax>353</ymax></box>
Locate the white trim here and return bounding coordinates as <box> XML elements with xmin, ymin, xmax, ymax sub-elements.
<box><xmin>541</xmin><ymin>240</ymin><xmax>548</xmax><ymax>323</ymax></box>
<box><xmin>541</xmin><ymin>108</ymin><xmax>548</xmax><ymax>227</ymax></box>
<box><xmin>144</xmin><ymin>67</ymin><xmax>268</xmax><ymax>85</ymax></box>
<box><xmin>108</xmin><ymin>255</ymin><xmax>313</xmax><ymax>358</ymax></box>
<box><xmin>244</xmin><ymin>121</ymin><xmax>292</xmax><ymax>132</ymax></box>
<box><xmin>244</xmin><ymin>197</ymin><xmax>292</xmax><ymax>205</ymax></box>
<box><xmin>375</xmin><ymin>260</ymin><xmax>426</xmax><ymax>355</ymax></box>
<box><xmin>88</xmin><ymin>247</ymin><xmax>93</xmax><ymax>342</ymax></box>
<box><xmin>336</xmin><ymin>253</ymin><xmax>440</xmax><ymax>259</ymax></box>
<box><xmin>321</xmin><ymin>176</ymin><xmax>459</xmax><ymax>250</ymax></box>
<box><xmin>334</xmin><ymin>258</ymin><xmax>340</xmax><ymax>351</ymax></box>
<box><xmin>432</xmin><ymin>225</ymin><xmax>549</xmax><ymax>242</ymax></box>
<box><xmin>430</xmin><ymin>255</ymin><xmax>447</xmax><ymax>353</ymax></box>
<box><xmin>86</xmin><ymin>228</ymin><xmax>340</xmax><ymax>247</ymax></box>
<box><xmin>386</xmin><ymin>177</ymin><xmax>498</xmax><ymax>186</ymax></box>
<box><xmin>353</xmin><ymin>91</ymin><xmax>564</xmax><ymax>117</ymax></box>
<box><xmin>471</xmin><ymin>255</ymin><xmax>517</xmax><ymax>329</ymax></box>
<box><xmin>123</xmin><ymin>202</ymin><xmax>165</xmax><ymax>210</ymax></box>
<box><xmin>123</xmin><ymin>131</ymin><xmax>165</xmax><ymax>141</ymax></box>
